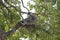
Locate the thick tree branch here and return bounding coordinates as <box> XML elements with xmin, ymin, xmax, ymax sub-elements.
<box><xmin>6</xmin><ymin>21</ymin><xmax>36</xmax><ymax>36</ymax></box>
<box><xmin>0</xmin><ymin>20</ymin><xmax>35</xmax><ymax>40</ymax></box>
<box><xmin>6</xmin><ymin>22</ymin><xmax>22</xmax><ymax>36</ymax></box>
<box><xmin>0</xmin><ymin>21</ymin><xmax>22</xmax><ymax>40</ymax></box>
<box><xmin>0</xmin><ymin>27</ymin><xmax>6</xmax><ymax>40</ymax></box>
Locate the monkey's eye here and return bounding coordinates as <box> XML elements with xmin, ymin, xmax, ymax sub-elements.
<box><xmin>21</xmin><ymin>21</ymin><xmax>24</xmax><ymax>23</ymax></box>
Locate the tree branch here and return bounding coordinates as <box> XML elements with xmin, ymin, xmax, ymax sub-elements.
<box><xmin>0</xmin><ymin>27</ymin><xmax>6</xmax><ymax>40</ymax></box>
<box><xmin>21</xmin><ymin>0</ymin><xmax>29</xmax><ymax>11</ymax></box>
<box><xmin>6</xmin><ymin>22</ymin><xmax>22</xmax><ymax>36</ymax></box>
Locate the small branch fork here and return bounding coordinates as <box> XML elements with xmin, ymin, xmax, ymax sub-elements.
<box><xmin>21</xmin><ymin>0</ymin><xmax>29</xmax><ymax>11</ymax></box>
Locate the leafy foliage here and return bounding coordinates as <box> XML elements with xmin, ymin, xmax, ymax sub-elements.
<box><xmin>0</xmin><ymin>0</ymin><xmax>60</xmax><ymax>40</ymax></box>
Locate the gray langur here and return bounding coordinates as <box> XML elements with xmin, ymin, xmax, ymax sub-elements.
<box><xmin>21</xmin><ymin>12</ymin><xmax>37</xmax><ymax>25</ymax></box>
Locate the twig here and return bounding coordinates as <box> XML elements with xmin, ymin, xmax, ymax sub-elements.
<box><xmin>21</xmin><ymin>0</ymin><xmax>29</xmax><ymax>11</ymax></box>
